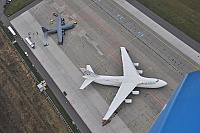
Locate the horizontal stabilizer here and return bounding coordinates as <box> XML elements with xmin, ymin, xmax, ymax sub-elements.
<box><xmin>41</xmin><ymin>27</ymin><xmax>48</xmax><ymax>37</ymax></box>
<box><xmin>41</xmin><ymin>27</ymin><xmax>48</xmax><ymax>33</ymax></box>
<box><xmin>79</xmin><ymin>79</ymin><xmax>94</xmax><ymax>90</ymax></box>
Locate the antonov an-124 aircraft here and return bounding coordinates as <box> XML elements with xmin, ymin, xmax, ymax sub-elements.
<box><xmin>79</xmin><ymin>47</ymin><xmax>167</xmax><ymax>124</ymax></box>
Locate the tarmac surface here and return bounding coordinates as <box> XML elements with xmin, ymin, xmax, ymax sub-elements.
<box><xmin>10</xmin><ymin>0</ymin><xmax>200</xmax><ymax>133</ymax></box>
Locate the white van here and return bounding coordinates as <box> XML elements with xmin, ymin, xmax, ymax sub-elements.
<box><xmin>24</xmin><ymin>37</ymin><xmax>35</xmax><ymax>49</ymax></box>
<box><xmin>7</xmin><ymin>26</ymin><xmax>17</xmax><ymax>37</ymax></box>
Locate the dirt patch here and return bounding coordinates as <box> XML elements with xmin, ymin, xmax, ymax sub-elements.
<box><xmin>0</xmin><ymin>32</ymin><xmax>69</xmax><ymax>133</ymax></box>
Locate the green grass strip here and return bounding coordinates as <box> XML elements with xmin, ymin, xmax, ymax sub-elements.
<box><xmin>46</xmin><ymin>89</ymin><xmax>80</xmax><ymax>133</ymax></box>
<box><xmin>4</xmin><ymin>0</ymin><xmax>34</xmax><ymax>16</ymax></box>
<box><xmin>137</xmin><ymin>0</ymin><xmax>200</xmax><ymax>43</ymax></box>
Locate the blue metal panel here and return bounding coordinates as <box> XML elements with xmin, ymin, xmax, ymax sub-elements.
<box><xmin>149</xmin><ymin>71</ymin><xmax>200</xmax><ymax>133</ymax></box>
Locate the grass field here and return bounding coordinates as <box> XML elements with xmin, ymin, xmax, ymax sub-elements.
<box><xmin>4</xmin><ymin>0</ymin><xmax>33</xmax><ymax>16</ymax></box>
<box><xmin>0</xmin><ymin>22</ymin><xmax>79</xmax><ymax>132</ymax></box>
<box><xmin>137</xmin><ymin>0</ymin><xmax>200</xmax><ymax>44</ymax></box>
<box><xmin>46</xmin><ymin>89</ymin><xmax>80</xmax><ymax>133</ymax></box>
<box><xmin>0</xmin><ymin>21</ymin><xmax>43</xmax><ymax>81</ymax></box>
<box><xmin>0</xmin><ymin>31</ymin><xmax>69</xmax><ymax>133</ymax></box>
<box><xmin>0</xmin><ymin>21</ymin><xmax>14</xmax><ymax>41</ymax></box>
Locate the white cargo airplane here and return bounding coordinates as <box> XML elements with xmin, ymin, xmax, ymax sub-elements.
<box><xmin>79</xmin><ymin>47</ymin><xmax>167</xmax><ymax>123</ymax></box>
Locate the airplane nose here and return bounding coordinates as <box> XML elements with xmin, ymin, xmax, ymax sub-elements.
<box><xmin>161</xmin><ymin>80</ymin><xmax>167</xmax><ymax>87</ymax></box>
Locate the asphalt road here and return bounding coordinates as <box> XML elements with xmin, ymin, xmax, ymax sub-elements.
<box><xmin>0</xmin><ymin>0</ymin><xmax>91</xmax><ymax>133</ymax></box>
<box><xmin>126</xmin><ymin>0</ymin><xmax>200</xmax><ymax>53</ymax></box>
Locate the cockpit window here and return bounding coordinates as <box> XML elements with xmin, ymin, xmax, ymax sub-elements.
<box><xmin>156</xmin><ymin>79</ymin><xmax>159</xmax><ymax>82</ymax></box>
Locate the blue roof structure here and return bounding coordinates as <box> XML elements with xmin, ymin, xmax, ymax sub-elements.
<box><xmin>149</xmin><ymin>70</ymin><xmax>200</xmax><ymax>133</ymax></box>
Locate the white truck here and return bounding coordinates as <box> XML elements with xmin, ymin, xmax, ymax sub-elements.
<box><xmin>24</xmin><ymin>37</ymin><xmax>35</xmax><ymax>49</ymax></box>
<box><xmin>7</xmin><ymin>26</ymin><xmax>17</xmax><ymax>37</ymax></box>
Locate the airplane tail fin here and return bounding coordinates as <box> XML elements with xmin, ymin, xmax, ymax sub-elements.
<box><xmin>79</xmin><ymin>65</ymin><xmax>98</xmax><ymax>90</ymax></box>
<box><xmin>41</xmin><ymin>27</ymin><xmax>48</xmax><ymax>37</ymax></box>
<box><xmin>80</xmin><ymin>64</ymin><xmax>97</xmax><ymax>77</ymax></box>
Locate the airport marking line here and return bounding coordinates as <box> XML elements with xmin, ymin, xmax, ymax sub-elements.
<box><xmin>71</xmin><ymin>0</ymin><xmax>97</xmax><ymax>17</ymax></box>
<box><xmin>76</xmin><ymin>15</ymin><xmax>89</xmax><ymax>23</ymax></box>
<box><xmin>63</xmin><ymin>26</ymin><xmax>104</xmax><ymax>52</ymax></box>
<box><xmin>105</xmin><ymin>88</ymin><xmax>113</xmax><ymax>107</ymax></box>
<box><xmin>88</xmin><ymin>13</ymin><xmax>121</xmax><ymax>43</ymax></box>
<box><xmin>54</xmin><ymin>0</ymin><xmax>74</xmax><ymax>19</ymax></box>
<box><xmin>140</xmin><ymin>113</ymin><xmax>160</xmax><ymax>131</ymax></box>
<box><xmin>147</xmin><ymin>89</ymin><xmax>165</xmax><ymax>106</ymax></box>
<box><xmin>40</xmin><ymin>59</ymin><xmax>45</xmax><ymax>64</ymax></box>
<box><xmin>143</xmin><ymin>67</ymin><xmax>153</xmax><ymax>73</ymax></box>
<box><xmin>94</xmin><ymin>29</ymin><xmax>147</xmax><ymax>67</ymax></box>
<box><xmin>107</xmin><ymin>0</ymin><xmax>199</xmax><ymax>70</ymax></box>
<box><xmin>70</xmin><ymin>100</ymin><xmax>75</xmax><ymax>104</ymax></box>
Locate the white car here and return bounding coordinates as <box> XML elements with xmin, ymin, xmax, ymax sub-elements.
<box><xmin>24</xmin><ymin>52</ymin><xmax>28</xmax><ymax>56</ymax></box>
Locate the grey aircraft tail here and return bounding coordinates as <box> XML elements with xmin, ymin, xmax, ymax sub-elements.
<box><xmin>41</xmin><ymin>27</ymin><xmax>48</xmax><ymax>37</ymax></box>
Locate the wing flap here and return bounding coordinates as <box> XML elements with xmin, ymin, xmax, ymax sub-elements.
<box><xmin>103</xmin><ymin>82</ymin><xmax>138</xmax><ymax>121</ymax></box>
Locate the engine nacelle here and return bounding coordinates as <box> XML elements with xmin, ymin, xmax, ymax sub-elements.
<box><xmin>133</xmin><ymin>63</ymin><xmax>139</xmax><ymax>67</ymax></box>
<box><xmin>137</xmin><ymin>70</ymin><xmax>143</xmax><ymax>74</ymax></box>
<box><xmin>132</xmin><ymin>91</ymin><xmax>140</xmax><ymax>95</ymax></box>
<box><xmin>124</xmin><ymin>99</ymin><xmax>132</xmax><ymax>103</ymax></box>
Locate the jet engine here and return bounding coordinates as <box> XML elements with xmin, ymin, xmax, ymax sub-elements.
<box><xmin>133</xmin><ymin>63</ymin><xmax>139</xmax><ymax>67</ymax></box>
<box><xmin>132</xmin><ymin>91</ymin><xmax>140</xmax><ymax>95</ymax></box>
<box><xmin>137</xmin><ymin>70</ymin><xmax>143</xmax><ymax>74</ymax></box>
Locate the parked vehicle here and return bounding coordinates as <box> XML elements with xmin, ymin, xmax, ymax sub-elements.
<box><xmin>7</xmin><ymin>26</ymin><xmax>17</xmax><ymax>37</ymax></box>
<box><xmin>63</xmin><ymin>91</ymin><xmax>67</xmax><ymax>96</ymax></box>
<box><xmin>24</xmin><ymin>37</ymin><xmax>35</xmax><ymax>49</ymax></box>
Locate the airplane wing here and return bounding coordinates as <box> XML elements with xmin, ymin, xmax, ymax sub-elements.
<box><xmin>61</xmin><ymin>24</ymin><xmax>76</xmax><ymax>30</ymax></box>
<box><xmin>57</xmin><ymin>14</ymin><xmax>63</xmax><ymax>43</ymax></box>
<box><xmin>121</xmin><ymin>47</ymin><xmax>139</xmax><ymax>77</ymax></box>
<box><xmin>57</xmin><ymin>28</ymin><xmax>63</xmax><ymax>43</ymax></box>
<box><xmin>103</xmin><ymin>82</ymin><xmax>138</xmax><ymax>121</ymax></box>
<box><xmin>46</xmin><ymin>28</ymin><xmax>57</xmax><ymax>34</ymax></box>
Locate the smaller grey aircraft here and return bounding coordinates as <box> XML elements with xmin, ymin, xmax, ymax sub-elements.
<box><xmin>42</xmin><ymin>14</ymin><xmax>77</xmax><ymax>44</ymax></box>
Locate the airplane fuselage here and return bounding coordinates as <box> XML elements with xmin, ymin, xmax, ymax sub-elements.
<box><xmin>86</xmin><ymin>75</ymin><xmax>167</xmax><ymax>88</ymax></box>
